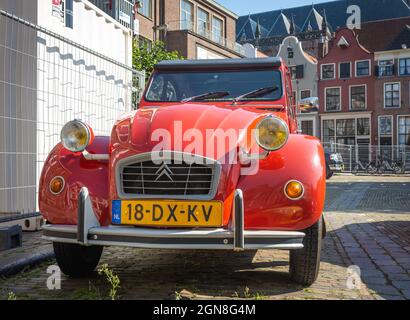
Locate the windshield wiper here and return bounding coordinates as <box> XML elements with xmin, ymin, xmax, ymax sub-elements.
<box><xmin>232</xmin><ymin>86</ymin><xmax>279</xmax><ymax>104</ymax></box>
<box><xmin>182</xmin><ymin>91</ymin><xmax>230</xmax><ymax>103</ymax></box>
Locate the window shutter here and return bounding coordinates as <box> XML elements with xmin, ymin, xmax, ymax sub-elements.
<box><xmin>392</xmin><ymin>64</ymin><xmax>396</xmax><ymax>75</ymax></box>
<box><xmin>296</xmin><ymin>65</ymin><xmax>304</xmax><ymax>79</ymax></box>
<box><xmin>375</xmin><ymin>66</ymin><xmax>379</xmax><ymax>77</ymax></box>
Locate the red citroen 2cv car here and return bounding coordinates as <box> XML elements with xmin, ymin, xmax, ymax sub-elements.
<box><xmin>40</xmin><ymin>57</ymin><xmax>326</xmax><ymax>286</ymax></box>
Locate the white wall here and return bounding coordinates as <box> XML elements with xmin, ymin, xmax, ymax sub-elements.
<box><xmin>0</xmin><ymin>0</ymin><xmax>136</xmax><ymax>215</ymax></box>
<box><xmin>36</xmin><ymin>0</ymin><xmax>135</xmax><ymax>209</ymax></box>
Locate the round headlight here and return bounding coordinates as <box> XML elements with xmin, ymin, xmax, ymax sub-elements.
<box><xmin>254</xmin><ymin>116</ymin><xmax>289</xmax><ymax>151</ymax></box>
<box><xmin>60</xmin><ymin>120</ymin><xmax>93</xmax><ymax>152</ymax></box>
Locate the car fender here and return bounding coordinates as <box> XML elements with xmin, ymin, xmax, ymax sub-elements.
<box><xmin>38</xmin><ymin>136</ymin><xmax>110</xmax><ymax>226</ymax></box>
<box><xmin>237</xmin><ymin>134</ymin><xmax>326</xmax><ymax>231</ymax></box>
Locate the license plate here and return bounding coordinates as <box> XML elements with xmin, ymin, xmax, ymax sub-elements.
<box><xmin>112</xmin><ymin>200</ymin><xmax>223</xmax><ymax>227</ymax></box>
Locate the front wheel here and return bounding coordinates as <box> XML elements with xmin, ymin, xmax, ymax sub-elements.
<box><xmin>53</xmin><ymin>242</ymin><xmax>103</xmax><ymax>277</ymax></box>
<box><xmin>289</xmin><ymin>218</ymin><xmax>322</xmax><ymax>286</ymax></box>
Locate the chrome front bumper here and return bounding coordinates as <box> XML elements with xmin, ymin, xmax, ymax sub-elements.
<box><xmin>43</xmin><ymin>188</ymin><xmax>305</xmax><ymax>251</ymax></box>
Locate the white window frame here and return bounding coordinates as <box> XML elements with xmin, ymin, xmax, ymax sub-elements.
<box><xmin>180</xmin><ymin>0</ymin><xmax>194</xmax><ymax>30</ymax></box>
<box><xmin>197</xmin><ymin>6</ymin><xmax>210</xmax><ymax>37</ymax></box>
<box><xmin>324</xmin><ymin>86</ymin><xmax>342</xmax><ymax>112</ymax></box>
<box><xmin>397</xmin><ymin>114</ymin><xmax>410</xmax><ymax>147</ymax></box>
<box><xmin>299</xmin><ymin>89</ymin><xmax>312</xmax><ymax>101</ymax></box>
<box><xmin>384</xmin><ymin>82</ymin><xmax>401</xmax><ymax>109</ymax></box>
<box><xmin>138</xmin><ymin>0</ymin><xmax>152</xmax><ymax>18</ymax></box>
<box><xmin>321</xmin><ymin>114</ymin><xmax>372</xmax><ymax>144</ymax></box>
<box><xmin>321</xmin><ymin>63</ymin><xmax>336</xmax><ymax>80</ymax></box>
<box><xmin>349</xmin><ymin>84</ymin><xmax>367</xmax><ymax>110</ymax></box>
<box><xmin>211</xmin><ymin>16</ymin><xmax>224</xmax><ymax>44</ymax></box>
<box><xmin>399</xmin><ymin>58</ymin><xmax>410</xmax><ymax>76</ymax></box>
<box><xmin>378</xmin><ymin>59</ymin><xmax>395</xmax><ymax>77</ymax></box>
<box><xmin>355</xmin><ymin>59</ymin><xmax>371</xmax><ymax>77</ymax></box>
<box><xmin>378</xmin><ymin>115</ymin><xmax>393</xmax><ymax>145</ymax></box>
<box><xmin>339</xmin><ymin>61</ymin><xmax>352</xmax><ymax>79</ymax></box>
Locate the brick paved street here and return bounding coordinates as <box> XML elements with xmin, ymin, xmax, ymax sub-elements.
<box><xmin>0</xmin><ymin>175</ymin><xmax>409</xmax><ymax>300</ymax></box>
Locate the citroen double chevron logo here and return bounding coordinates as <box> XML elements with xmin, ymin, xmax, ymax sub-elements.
<box><xmin>155</xmin><ymin>163</ymin><xmax>174</xmax><ymax>181</ymax></box>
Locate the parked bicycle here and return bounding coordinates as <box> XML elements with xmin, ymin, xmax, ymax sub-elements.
<box><xmin>375</xmin><ymin>159</ymin><xmax>405</xmax><ymax>174</ymax></box>
<box><xmin>352</xmin><ymin>160</ymin><xmax>377</xmax><ymax>175</ymax></box>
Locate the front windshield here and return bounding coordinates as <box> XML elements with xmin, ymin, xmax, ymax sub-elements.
<box><xmin>145</xmin><ymin>69</ymin><xmax>283</xmax><ymax>102</ymax></box>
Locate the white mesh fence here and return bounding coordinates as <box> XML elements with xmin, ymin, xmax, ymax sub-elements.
<box><xmin>0</xmin><ymin>10</ymin><xmax>145</xmax><ymax>221</ymax></box>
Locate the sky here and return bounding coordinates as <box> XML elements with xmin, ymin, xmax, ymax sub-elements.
<box><xmin>216</xmin><ymin>0</ymin><xmax>335</xmax><ymax>16</ymax></box>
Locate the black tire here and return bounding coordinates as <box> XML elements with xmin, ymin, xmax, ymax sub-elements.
<box><xmin>53</xmin><ymin>242</ymin><xmax>103</xmax><ymax>277</ymax></box>
<box><xmin>326</xmin><ymin>165</ymin><xmax>333</xmax><ymax>179</ymax></box>
<box><xmin>352</xmin><ymin>164</ymin><xmax>359</xmax><ymax>175</ymax></box>
<box><xmin>289</xmin><ymin>218</ymin><xmax>322</xmax><ymax>286</ymax></box>
<box><xmin>366</xmin><ymin>165</ymin><xmax>377</xmax><ymax>175</ymax></box>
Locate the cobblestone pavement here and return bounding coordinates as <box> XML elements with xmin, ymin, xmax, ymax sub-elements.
<box><xmin>0</xmin><ymin>175</ymin><xmax>409</xmax><ymax>300</ymax></box>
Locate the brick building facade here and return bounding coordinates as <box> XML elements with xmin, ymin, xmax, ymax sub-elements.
<box><xmin>318</xmin><ymin>28</ymin><xmax>375</xmax><ymax>149</ymax></box>
<box><xmin>317</xmin><ymin>17</ymin><xmax>410</xmax><ymax>163</ymax></box>
<box><xmin>356</xmin><ymin>18</ymin><xmax>410</xmax><ymax>155</ymax></box>
<box><xmin>135</xmin><ymin>0</ymin><xmax>244</xmax><ymax>59</ymax></box>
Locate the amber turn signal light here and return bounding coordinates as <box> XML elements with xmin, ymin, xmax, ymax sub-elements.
<box><xmin>284</xmin><ymin>180</ymin><xmax>304</xmax><ymax>200</ymax></box>
<box><xmin>49</xmin><ymin>176</ymin><xmax>65</xmax><ymax>195</ymax></box>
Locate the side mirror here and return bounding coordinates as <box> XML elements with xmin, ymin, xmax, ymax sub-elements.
<box><xmin>299</xmin><ymin>97</ymin><xmax>319</xmax><ymax>113</ymax></box>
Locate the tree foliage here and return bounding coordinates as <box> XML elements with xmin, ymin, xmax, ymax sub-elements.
<box><xmin>133</xmin><ymin>40</ymin><xmax>183</xmax><ymax>80</ymax></box>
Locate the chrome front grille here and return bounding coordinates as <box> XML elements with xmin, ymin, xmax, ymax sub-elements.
<box><xmin>117</xmin><ymin>153</ymin><xmax>221</xmax><ymax>199</ymax></box>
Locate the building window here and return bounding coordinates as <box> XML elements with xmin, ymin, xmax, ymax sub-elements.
<box><xmin>287</xmin><ymin>47</ymin><xmax>294</xmax><ymax>59</ymax></box>
<box><xmin>384</xmin><ymin>83</ymin><xmax>400</xmax><ymax>108</ymax></box>
<box><xmin>290</xmin><ymin>65</ymin><xmax>304</xmax><ymax>80</ymax></box>
<box><xmin>339</xmin><ymin>62</ymin><xmax>351</xmax><ymax>79</ymax></box>
<box><xmin>197</xmin><ymin>8</ymin><xmax>210</xmax><ymax>37</ymax></box>
<box><xmin>325</xmin><ymin>87</ymin><xmax>341</xmax><ymax>111</ymax></box>
<box><xmin>296</xmin><ymin>65</ymin><xmax>304</xmax><ymax>79</ymax></box>
<box><xmin>290</xmin><ymin>66</ymin><xmax>297</xmax><ymax>80</ymax></box>
<box><xmin>378</xmin><ymin>60</ymin><xmax>394</xmax><ymax>77</ymax></box>
<box><xmin>357</xmin><ymin>118</ymin><xmax>370</xmax><ymax>136</ymax></box>
<box><xmin>138</xmin><ymin>0</ymin><xmax>152</xmax><ymax>18</ymax></box>
<box><xmin>212</xmin><ymin>16</ymin><xmax>223</xmax><ymax>44</ymax></box>
<box><xmin>378</xmin><ymin>116</ymin><xmax>393</xmax><ymax>159</ymax></box>
<box><xmin>399</xmin><ymin>58</ymin><xmax>410</xmax><ymax>76</ymax></box>
<box><xmin>321</xmin><ymin>64</ymin><xmax>335</xmax><ymax>79</ymax></box>
<box><xmin>379</xmin><ymin>116</ymin><xmax>393</xmax><ymax>136</ymax></box>
<box><xmin>336</xmin><ymin>119</ymin><xmax>356</xmax><ymax>145</ymax></box>
<box><xmin>356</xmin><ymin>60</ymin><xmax>370</xmax><ymax>77</ymax></box>
<box><xmin>398</xmin><ymin>116</ymin><xmax>410</xmax><ymax>146</ymax></box>
<box><xmin>181</xmin><ymin>0</ymin><xmax>193</xmax><ymax>30</ymax></box>
<box><xmin>139</xmin><ymin>36</ymin><xmax>152</xmax><ymax>51</ymax></box>
<box><xmin>301</xmin><ymin>120</ymin><xmax>314</xmax><ymax>136</ymax></box>
<box><xmin>300</xmin><ymin>90</ymin><xmax>311</xmax><ymax>100</ymax></box>
<box><xmin>323</xmin><ymin>120</ymin><xmax>335</xmax><ymax>143</ymax></box>
<box><xmin>350</xmin><ymin>85</ymin><xmax>366</xmax><ymax>110</ymax></box>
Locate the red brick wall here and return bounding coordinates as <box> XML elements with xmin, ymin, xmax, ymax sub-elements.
<box><xmin>318</xmin><ymin>28</ymin><xmax>376</xmax><ymax>141</ymax></box>
<box><xmin>136</xmin><ymin>0</ymin><xmax>240</xmax><ymax>58</ymax></box>
<box><xmin>318</xmin><ymin>29</ymin><xmax>375</xmax><ymax>113</ymax></box>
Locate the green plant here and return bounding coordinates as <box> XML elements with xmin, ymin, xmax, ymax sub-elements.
<box><xmin>98</xmin><ymin>264</ymin><xmax>120</xmax><ymax>300</ymax></box>
<box><xmin>243</xmin><ymin>287</ymin><xmax>251</xmax><ymax>299</ymax></box>
<box><xmin>133</xmin><ymin>40</ymin><xmax>184</xmax><ymax>81</ymax></box>
<box><xmin>7</xmin><ymin>292</ymin><xmax>17</xmax><ymax>300</ymax></box>
<box><xmin>174</xmin><ymin>291</ymin><xmax>182</xmax><ymax>300</ymax></box>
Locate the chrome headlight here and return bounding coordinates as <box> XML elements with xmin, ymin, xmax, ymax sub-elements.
<box><xmin>60</xmin><ymin>120</ymin><xmax>93</xmax><ymax>152</ymax></box>
<box><xmin>254</xmin><ymin>116</ymin><xmax>289</xmax><ymax>151</ymax></box>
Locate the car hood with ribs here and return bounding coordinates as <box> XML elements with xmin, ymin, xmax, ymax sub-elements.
<box><xmin>109</xmin><ymin>103</ymin><xmax>283</xmax><ymax>215</ymax></box>
<box><xmin>111</xmin><ymin>103</ymin><xmax>285</xmax><ymax>157</ymax></box>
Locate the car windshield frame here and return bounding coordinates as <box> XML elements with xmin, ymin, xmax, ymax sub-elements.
<box><xmin>144</xmin><ymin>68</ymin><xmax>283</xmax><ymax>103</ymax></box>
